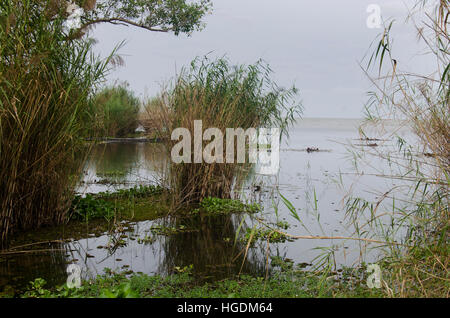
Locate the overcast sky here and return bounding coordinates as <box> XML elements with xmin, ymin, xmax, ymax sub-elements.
<box><xmin>91</xmin><ymin>0</ymin><xmax>437</xmax><ymax>118</ymax></box>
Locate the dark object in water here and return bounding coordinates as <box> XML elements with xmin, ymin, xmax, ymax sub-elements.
<box><xmin>306</xmin><ymin>147</ymin><xmax>319</xmax><ymax>153</ymax></box>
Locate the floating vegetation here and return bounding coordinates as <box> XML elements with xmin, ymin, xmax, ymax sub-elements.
<box><xmin>70</xmin><ymin>185</ymin><xmax>165</xmax><ymax>222</ymax></box>
<box><xmin>70</xmin><ymin>195</ymin><xmax>117</xmax><ymax>222</ymax></box>
<box><xmin>271</xmin><ymin>220</ymin><xmax>291</xmax><ymax>230</ymax></box>
<box><xmin>96</xmin><ymin>185</ymin><xmax>165</xmax><ymax>199</ymax></box>
<box><xmin>14</xmin><ymin>261</ymin><xmax>384</xmax><ymax>298</ymax></box>
<box><xmin>242</xmin><ymin>227</ymin><xmax>296</xmax><ymax>245</ymax></box>
<box><xmin>137</xmin><ymin>235</ymin><xmax>157</xmax><ymax>245</ymax></box>
<box><xmin>148</xmin><ymin>224</ymin><xmax>194</xmax><ymax>236</ymax></box>
<box><xmin>191</xmin><ymin>197</ymin><xmax>261</xmax><ymax>216</ymax></box>
<box><xmin>270</xmin><ymin>256</ymin><xmax>296</xmax><ymax>271</ymax></box>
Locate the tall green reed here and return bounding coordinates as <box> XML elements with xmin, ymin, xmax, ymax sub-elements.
<box><xmin>0</xmin><ymin>0</ymin><xmax>111</xmax><ymax>246</ymax></box>
<box><xmin>150</xmin><ymin>57</ymin><xmax>302</xmax><ymax>206</ymax></box>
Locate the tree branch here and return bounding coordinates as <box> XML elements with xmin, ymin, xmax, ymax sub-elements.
<box><xmin>80</xmin><ymin>18</ymin><xmax>172</xmax><ymax>33</ymax></box>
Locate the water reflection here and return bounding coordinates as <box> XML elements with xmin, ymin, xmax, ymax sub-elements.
<box><xmin>79</xmin><ymin>142</ymin><xmax>168</xmax><ymax>193</ymax></box>
<box><xmin>158</xmin><ymin>215</ymin><xmax>266</xmax><ymax>281</ymax></box>
<box><xmin>1</xmin><ymin>119</ymin><xmax>416</xmax><ymax>294</ymax></box>
<box><xmin>0</xmin><ymin>213</ymin><xmax>269</xmax><ymax>294</ymax></box>
<box><xmin>0</xmin><ymin>243</ymin><xmax>71</xmax><ymax>293</ymax></box>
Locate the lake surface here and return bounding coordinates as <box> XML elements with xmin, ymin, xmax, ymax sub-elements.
<box><xmin>0</xmin><ymin>118</ymin><xmax>416</xmax><ymax>293</ymax></box>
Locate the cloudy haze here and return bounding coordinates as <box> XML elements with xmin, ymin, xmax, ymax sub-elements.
<box><xmin>92</xmin><ymin>0</ymin><xmax>437</xmax><ymax>118</ymax></box>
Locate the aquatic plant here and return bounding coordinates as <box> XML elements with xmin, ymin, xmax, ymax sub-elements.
<box><xmin>343</xmin><ymin>0</ymin><xmax>449</xmax><ymax>297</ymax></box>
<box><xmin>69</xmin><ymin>185</ymin><xmax>165</xmax><ymax>221</ymax></box>
<box><xmin>99</xmin><ymin>283</ymin><xmax>138</xmax><ymax>298</ymax></box>
<box><xmin>151</xmin><ymin>57</ymin><xmax>302</xmax><ymax>205</ymax></box>
<box><xmin>0</xmin><ymin>0</ymin><xmax>111</xmax><ymax>247</ymax></box>
<box><xmin>242</xmin><ymin>227</ymin><xmax>296</xmax><ymax>245</ymax></box>
<box><xmin>70</xmin><ymin>194</ymin><xmax>117</xmax><ymax>222</ymax></box>
<box><xmin>110</xmin><ymin>185</ymin><xmax>165</xmax><ymax>199</ymax></box>
<box><xmin>191</xmin><ymin>197</ymin><xmax>261</xmax><ymax>216</ymax></box>
<box><xmin>21</xmin><ymin>278</ymin><xmax>53</xmax><ymax>298</ymax></box>
<box><xmin>17</xmin><ymin>264</ymin><xmax>384</xmax><ymax>298</ymax></box>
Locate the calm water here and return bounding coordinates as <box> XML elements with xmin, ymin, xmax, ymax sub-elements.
<box><xmin>0</xmin><ymin>118</ymin><xmax>416</xmax><ymax>293</ymax></box>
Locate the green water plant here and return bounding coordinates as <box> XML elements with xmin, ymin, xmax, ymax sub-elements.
<box><xmin>70</xmin><ymin>194</ymin><xmax>117</xmax><ymax>222</ymax></box>
<box><xmin>18</xmin><ymin>264</ymin><xmax>384</xmax><ymax>298</ymax></box>
<box><xmin>242</xmin><ymin>227</ymin><xmax>295</xmax><ymax>245</ymax></box>
<box><xmin>70</xmin><ymin>185</ymin><xmax>165</xmax><ymax>222</ymax></box>
<box><xmin>153</xmin><ymin>57</ymin><xmax>302</xmax><ymax>205</ymax></box>
<box><xmin>191</xmin><ymin>197</ymin><xmax>261</xmax><ymax>216</ymax></box>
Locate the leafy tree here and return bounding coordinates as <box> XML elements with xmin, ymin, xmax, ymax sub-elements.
<box><xmin>37</xmin><ymin>0</ymin><xmax>212</xmax><ymax>37</ymax></box>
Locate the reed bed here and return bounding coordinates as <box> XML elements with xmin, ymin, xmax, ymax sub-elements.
<box><xmin>0</xmin><ymin>0</ymin><xmax>110</xmax><ymax>247</ymax></box>
<box><xmin>147</xmin><ymin>57</ymin><xmax>301</xmax><ymax>206</ymax></box>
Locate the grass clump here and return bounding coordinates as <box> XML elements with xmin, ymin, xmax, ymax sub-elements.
<box><xmin>242</xmin><ymin>227</ymin><xmax>296</xmax><ymax>245</ymax></box>
<box><xmin>70</xmin><ymin>185</ymin><xmax>166</xmax><ymax>222</ymax></box>
<box><xmin>152</xmin><ymin>57</ymin><xmax>301</xmax><ymax>205</ymax></box>
<box><xmin>70</xmin><ymin>195</ymin><xmax>117</xmax><ymax>222</ymax></box>
<box><xmin>191</xmin><ymin>197</ymin><xmax>261</xmax><ymax>216</ymax></box>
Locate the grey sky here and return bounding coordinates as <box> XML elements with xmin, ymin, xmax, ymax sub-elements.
<box><xmin>92</xmin><ymin>0</ymin><xmax>436</xmax><ymax>118</ymax></box>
